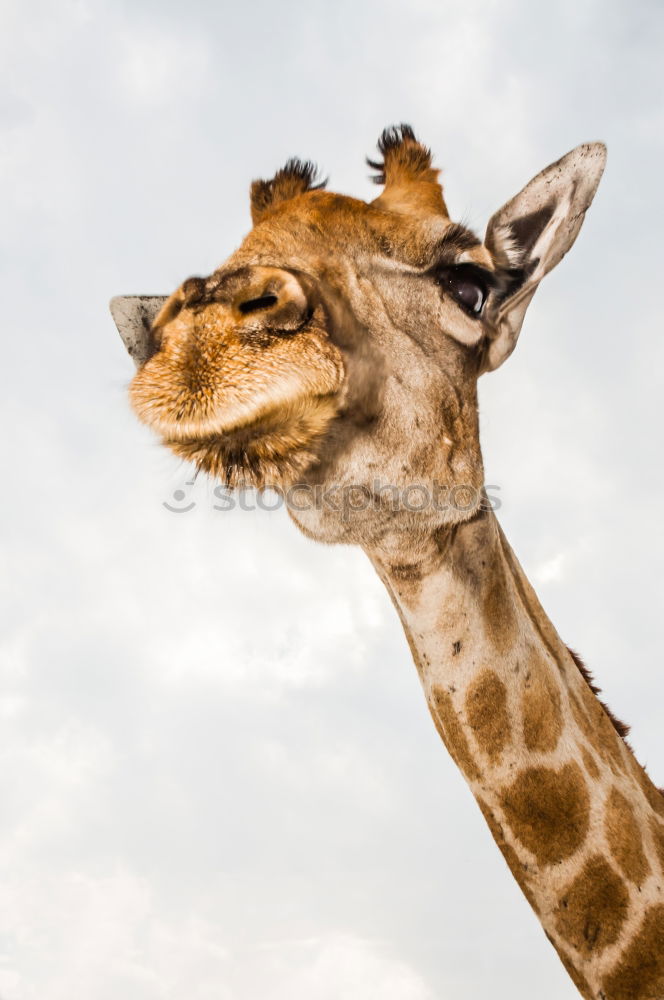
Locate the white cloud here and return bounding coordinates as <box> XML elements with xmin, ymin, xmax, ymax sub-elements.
<box><xmin>0</xmin><ymin>869</ymin><xmax>235</xmax><ymax>1000</ymax></box>
<box><xmin>118</xmin><ymin>29</ymin><xmax>211</xmax><ymax>105</ymax></box>
<box><xmin>533</xmin><ymin>551</ymin><xmax>566</xmax><ymax>584</ymax></box>
<box><xmin>260</xmin><ymin>935</ymin><xmax>436</xmax><ymax>1000</ymax></box>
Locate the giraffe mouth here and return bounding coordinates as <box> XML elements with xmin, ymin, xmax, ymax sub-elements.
<box><xmin>124</xmin><ymin>292</ymin><xmax>346</xmax><ymax>488</ymax></box>
<box><xmin>161</xmin><ymin>392</ymin><xmax>342</xmax><ymax>489</ymax></box>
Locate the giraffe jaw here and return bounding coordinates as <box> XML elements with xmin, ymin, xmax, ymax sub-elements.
<box><xmin>160</xmin><ymin>392</ymin><xmax>342</xmax><ymax>490</ymax></box>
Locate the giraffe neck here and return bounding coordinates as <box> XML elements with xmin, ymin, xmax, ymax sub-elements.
<box><xmin>366</xmin><ymin>511</ymin><xmax>664</xmax><ymax>1000</ymax></box>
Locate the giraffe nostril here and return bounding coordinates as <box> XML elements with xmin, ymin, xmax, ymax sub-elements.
<box><xmin>232</xmin><ymin>269</ymin><xmax>310</xmax><ymax>331</ymax></box>
<box><xmin>238</xmin><ymin>294</ymin><xmax>279</xmax><ymax>315</ymax></box>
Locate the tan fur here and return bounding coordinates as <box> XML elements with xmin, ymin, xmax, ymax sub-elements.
<box><xmin>117</xmin><ymin>127</ymin><xmax>664</xmax><ymax>997</ymax></box>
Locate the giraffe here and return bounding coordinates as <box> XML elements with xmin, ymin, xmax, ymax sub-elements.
<box><xmin>111</xmin><ymin>126</ymin><xmax>664</xmax><ymax>999</ymax></box>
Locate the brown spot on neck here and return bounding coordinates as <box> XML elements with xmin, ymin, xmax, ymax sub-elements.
<box><xmin>581</xmin><ymin>746</ymin><xmax>601</xmax><ymax>781</ymax></box>
<box><xmin>465</xmin><ymin>670</ymin><xmax>511</xmax><ymax>764</ymax></box>
<box><xmin>601</xmin><ymin>905</ymin><xmax>664</xmax><ymax>1000</ymax></box>
<box><xmin>429</xmin><ymin>685</ymin><xmax>480</xmax><ymax>782</ymax></box>
<box><xmin>555</xmin><ymin>854</ymin><xmax>629</xmax><ymax>957</ymax></box>
<box><xmin>388</xmin><ymin>561</ymin><xmax>425</xmax><ymax>583</ymax></box>
<box><xmin>605</xmin><ymin>786</ymin><xmax>651</xmax><ymax>887</ymax></box>
<box><xmin>630</xmin><ymin>754</ymin><xmax>664</xmax><ymax>819</ymax></box>
<box><xmin>482</xmin><ymin>550</ymin><xmax>518</xmax><ymax>655</ymax></box>
<box><xmin>500</xmin><ymin>763</ymin><xmax>590</xmax><ymax>866</ymax></box>
<box><xmin>521</xmin><ymin>648</ymin><xmax>563</xmax><ymax>753</ymax></box>
<box><xmin>569</xmin><ymin>689</ymin><xmax>627</xmax><ymax>777</ymax></box>
<box><xmin>649</xmin><ymin>817</ymin><xmax>664</xmax><ymax>875</ymax></box>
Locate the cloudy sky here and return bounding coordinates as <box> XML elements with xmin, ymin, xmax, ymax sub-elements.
<box><xmin>1</xmin><ymin>0</ymin><xmax>663</xmax><ymax>997</ymax></box>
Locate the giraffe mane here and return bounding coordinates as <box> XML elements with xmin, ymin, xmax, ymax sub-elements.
<box><xmin>566</xmin><ymin>645</ymin><xmax>631</xmax><ymax>740</ymax></box>
<box><xmin>567</xmin><ymin>646</ymin><xmax>664</xmax><ymax>798</ymax></box>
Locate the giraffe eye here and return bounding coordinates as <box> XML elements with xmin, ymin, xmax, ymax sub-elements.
<box><xmin>437</xmin><ymin>266</ymin><xmax>487</xmax><ymax>317</ymax></box>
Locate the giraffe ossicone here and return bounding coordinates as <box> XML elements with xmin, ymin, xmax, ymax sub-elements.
<box><xmin>111</xmin><ymin>125</ymin><xmax>664</xmax><ymax>999</ymax></box>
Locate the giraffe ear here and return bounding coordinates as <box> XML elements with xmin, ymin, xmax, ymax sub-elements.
<box><xmin>481</xmin><ymin>142</ymin><xmax>606</xmax><ymax>372</ymax></box>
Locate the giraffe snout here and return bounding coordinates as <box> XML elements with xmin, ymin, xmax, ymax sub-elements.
<box><xmin>120</xmin><ymin>260</ymin><xmax>343</xmax><ymax>450</ymax></box>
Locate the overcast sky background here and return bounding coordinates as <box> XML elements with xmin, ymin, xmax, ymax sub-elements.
<box><xmin>1</xmin><ymin>1</ymin><xmax>663</xmax><ymax>997</ymax></box>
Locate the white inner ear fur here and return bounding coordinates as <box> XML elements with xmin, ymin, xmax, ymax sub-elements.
<box><xmin>484</xmin><ymin>222</ymin><xmax>522</xmax><ymax>268</ymax></box>
<box><xmin>526</xmin><ymin>190</ymin><xmax>572</xmax><ymax>284</ymax></box>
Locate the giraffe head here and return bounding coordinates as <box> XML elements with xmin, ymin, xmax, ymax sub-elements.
<box><xmin>112</xmin><ymin>126</ymin><xmax>605</xmax><ymax>547</ymax></box>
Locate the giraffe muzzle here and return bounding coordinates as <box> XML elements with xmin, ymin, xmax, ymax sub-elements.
<box><xmin>111</xmin><ymin>267</ymin><xmax>345</xmax><ymax>485</ymax></box>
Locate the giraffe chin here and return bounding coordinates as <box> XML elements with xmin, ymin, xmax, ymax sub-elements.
<box><xmin>161</xmin><ymin>393</ymin><xmax>341</xmax><ymax>489</ymax></box>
